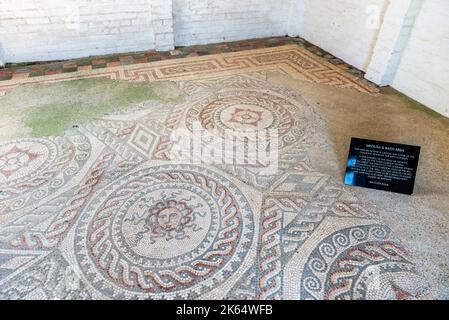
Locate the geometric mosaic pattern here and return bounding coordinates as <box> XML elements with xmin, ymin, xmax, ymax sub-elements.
<box><xmin>0</xmin><ymin>47</ymin><xmax>432</xmax><ymax>300</ymax></box>
<box><xmin>0</xmin><ymin>45</ymin><xmax>378</xmax><ymax>96</ymax></box>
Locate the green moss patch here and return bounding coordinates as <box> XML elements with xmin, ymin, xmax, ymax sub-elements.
<box><xmin>0</xmin><ymin>77</ymin><xmax>183</xmax><ymax>137</ymax></box>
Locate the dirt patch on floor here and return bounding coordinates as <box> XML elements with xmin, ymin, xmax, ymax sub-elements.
<box><xmin>267</xmin><ymin>70</ymin><xmax>449</xmax><ymax>193</ymax></box>
<box><xmin>0</xmin><ymin>78</ymin><xmax>183</xmax><ymax>140</ymax></box>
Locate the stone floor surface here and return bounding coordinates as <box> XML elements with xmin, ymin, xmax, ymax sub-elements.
<box><xmin>0</xmin><ymin>41</ymin><xmax>448</xmax><ymax>300</ymax></box>
<box><xmin>0</xmin><ymin>37</ymin><xmax>364</xmax><ymax>82</ymax></box>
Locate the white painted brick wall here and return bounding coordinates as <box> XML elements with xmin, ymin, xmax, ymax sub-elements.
<box><xmin>0</xmin><ymin>0</ymin><xmax>155</xmax><ymax>62</ymax></box>
<box><xmin>298</xmin><ymin>0</ymin><xmax>389</xmax><ymax>71</ymax></box>
<box><xmin>151</xmin><ymin>0</ymin><xmax>175</xmax><ymax>51</ymax></box>
<box><xmin>392</xmin><ymin>0</ymin><xmax>449</xmax><ymax>117</ymax></box>
<box><xmin>1</xmin><ymin>0</ymin><xmax>294</xmax><ymax>62</ymax></box>
<box><xmin>365</xmin><ymin>0</ymin><xmax>423</xmax><ymax>86</ymax></box>
<box><xmin>172</xmin><ymin>0</ymin><xmax>291</xmax><ymax>46</ymax></box>
<box><xmin>287</xmin><ymin>0</ymin><xmax>302</xmax><ymax>37</ymax></box>
<box><xmin>0</xmin><ymin>43</ymin><xmax>4</xmax><ymax>66</ymax></box>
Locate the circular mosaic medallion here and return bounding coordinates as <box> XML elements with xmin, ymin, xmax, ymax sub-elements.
<box><xmin>0</xmin><ymin>135</ymin><xmax>91</xmax><ymax>213</ymax></box>
<box><xmin>199</xmin><ymin>95</ymin><xmax>293</xmax><ymax>133</ymax></box>
<box><xmin>186</xmin><ymin>89</ymin><xmax>306</xmax><ymax>148</ymax></box>
<box><xmin>75</xmin><ymin>164</ymin><xmax>254</xmax><ymax>299</ymax></box>
<box><xmin>0</xmin><ymin>139</ymin><xmax>58</xmax><ymax>185</ymax></box>
<box><xmin>300</xmin><ymin>224</ymin><xmax>431</xmax><ymax>300</ymax></box>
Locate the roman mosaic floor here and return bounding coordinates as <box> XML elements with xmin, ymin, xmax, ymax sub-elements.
<box><xmin>0</xmin><ymin>44</ymin><xmax>448</xmax><ymax>300</ymax></box>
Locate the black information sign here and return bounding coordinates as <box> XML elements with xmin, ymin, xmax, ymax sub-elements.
<box><xmin>344</xmin><ymin>138</ymin><xmax>421</xmax><ymax>195</ymax></box>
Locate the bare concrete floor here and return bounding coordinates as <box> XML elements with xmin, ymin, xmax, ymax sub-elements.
<box><xmin>269</xmin><ymin>71</ymin><xmax>449</xmax><ymax>299</ymax></box>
